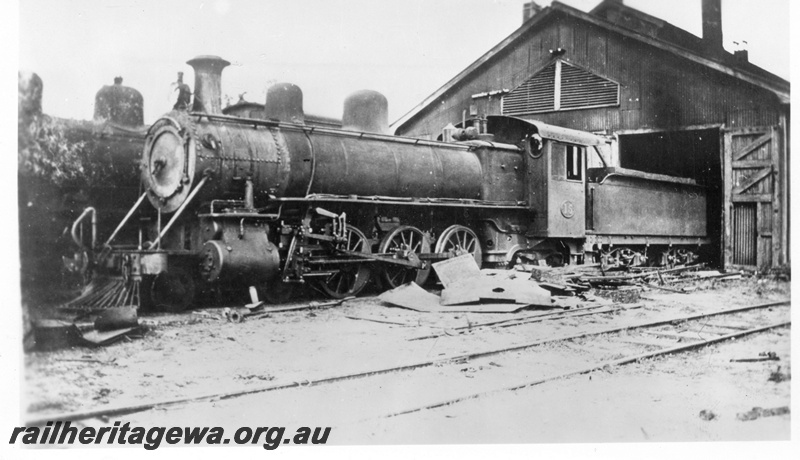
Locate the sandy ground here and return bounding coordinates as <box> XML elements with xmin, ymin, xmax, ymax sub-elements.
<box><xmin>20</xmin><ymin>276</ymin><xmax>790</xmax><ymax>445</ymax></box>
<box><xmin>337</xmin><ymin>327</ymin><xmax>791</xmax><ymax>443</ymax></box>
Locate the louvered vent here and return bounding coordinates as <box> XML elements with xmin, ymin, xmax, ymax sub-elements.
<box><xmin>560</xmin><ymin>62</ymin><xmax>618</xmax><ymax>109</ymax></box>
<box><xmin>503</xmin><ymin>60</ymin><xmax>619</xmax><ymax>115</ymax></box>
<box><xmin>503</xmin><ymin>64</ymin><xmax>556</xmax><ymax>115</ymax></box>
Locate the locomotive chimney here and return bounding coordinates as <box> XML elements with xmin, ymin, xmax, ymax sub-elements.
<box><xmin>342</xmin><ymin>90</ymin><xmax>389</xmax><ymax>134</ymax></box>
<box><xmin>187</xmin><ymin>55</ymin><xmax>230</xmax><ymax>114</ymax></box>
<box><xmin>264</xmin><ymin>83</ymin><xmax>305</xmax><ymax>123</ymax></box>
<box><xmin>702</xmin><ymin>0</ymin><xmax>723</xmax><ymax>54</ymax></box>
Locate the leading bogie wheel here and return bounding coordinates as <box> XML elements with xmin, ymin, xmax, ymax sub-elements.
<box><xmin>434</xmin><ymin>225</ymin><xmax>482</xmax><ymax>268</ymax></box>
<box><xmin>379</xmin><ymin>225</ymin><xmax>431</xmax><ymax>289</ymax></box>
<box><xmin>315</xmin><ymin>225</ymin><xmax>372</xmax><ymax>299</ymax></box>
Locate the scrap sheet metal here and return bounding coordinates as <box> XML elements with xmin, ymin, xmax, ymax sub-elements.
<box><xmin>378</xmin><ymin>282</ymin><xmax>527</xmax><ymax>313</ymax></box>
<box><xmin>381</xmin><ymin>254</ymin><xmax>552</xmax><ymax>313</ymax></box>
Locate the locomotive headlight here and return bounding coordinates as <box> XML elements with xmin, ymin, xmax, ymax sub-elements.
<box><xmin>142</xmin><ymin>117</ymin><xmax>196</xmax><ymax>213</ymax></box>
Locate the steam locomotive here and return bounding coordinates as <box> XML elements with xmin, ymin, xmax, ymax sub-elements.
<box><xmin>18</xmin><ymin>72</ymin><xmax>147</xmax><ymax>305</ymax></box>
<box><xmin>67</xmin><ymin>55</ymin><xmax>709</xmax><ymax>311</ymax></box>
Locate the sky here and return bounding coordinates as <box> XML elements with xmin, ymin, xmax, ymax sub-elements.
<box><xmin>17</xmin><ymin>0</ymin><xmax>791</xmax><ymax>126</ymax></box>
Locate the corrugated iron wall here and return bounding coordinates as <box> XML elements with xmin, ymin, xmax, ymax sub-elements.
<box><xmin>732</xmin><ymin>203</ymin><xmax>757</xmax><ymax>266</ymax></box>
<box><xmin>398</xmin><ymin>13</ymin><xmax>784</xmax><ymax>139</ymax></box>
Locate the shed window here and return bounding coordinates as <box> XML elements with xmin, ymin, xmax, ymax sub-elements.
<box><xmin>503</xmin><ymin>60</ymin><xmax>619</xmax><ymax>115</ymax></box>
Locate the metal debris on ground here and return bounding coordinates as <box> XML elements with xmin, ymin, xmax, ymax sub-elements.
<box><xmin>767</xmin><ymin>366</ymin><xmax>790</xmax><ymax>383</ymax></box>
<box><xmin>514</xmin><ymin>261</ymin><xmax>756</xmax><ymax>298</ymax></box>
<box><xmin>94</xmin><ymin>306</ymin><xmax>138</xmax><ymax>331</ymax></box>
<box><xmin>379</xmin><ymin>281</ymin><xmax>530</xmax><ymax>313</ymax></box>
<box><xmin>440</xmin><ymin>275</ymin><xmax>550</xmax><ymax>307</ymax></box>
<box><xmin>730</xmin><ymin>351</ymin><xmax>779</xmax><ymax>363</ymax></box>
<box><xmin>245</xmin><ymin>286</ymin><xmax>265</xmax><ymax>310</ymax></box>
<box><xmin>435</xmin><ymin>257</ymin><xmax>551</xmax><ymax>308</ymax></box>
<box><xmin>526</xmin><ymin>263</ymin><xmax>601</xmax><ymax>283</ymax></box>
<box><xmin>576</xmin><ymin>265</ymin><xmax>705</xmax><ymax>284</ymax></box>
<box><xmin>698</xmin><ymin>409</ymin><xmax>717</xmax><ymax>421</ymax></box>
<box><xmin>82</xmin><ymin>306</ymin><xmax>141</xmax><ymax>346</ymax></box>
<box><xmin>231</xmin><ymin>297</ymin><xmax>356</xmax><ymax>322</ymax></box>
<box><xmin>689</xmin><ymin>270</ymin><xmax>745</xmax><ymax>281</ymax></box>
<box><xmin>80</xmin><ymin>327</ymin><xmax>139</xmax><ymax>346</ymax></box>
<box><xmin>30</xmin><ymin>307</ymin><xmax>143</xmax><ymax>350</ymax></box>
<box><xmin>378</xmin><ymin>282</ymin><xmax>456</xmax><ymax>312</ymax></box>
<box><xmin>223</xmin><ymin>307</ymin><xmax>251</xmax><ymax>323</ymax></box>
<box><xmin>638</xmin><ymin>282</ymin><xmax>688</xmax><ymax>294</ymax></box>
<box><xmin>537</xmin><ymin>282</ymin><xmax>584</xmax><ymax>296</ymax></box>
<box><xmin>30</xmin><ymin>319</ymin><xmax>83</xmax><ymax>351</ymax></box>
<box><xmin>343</xmin><ymin>315</ymin><xmax>419</xmax><ymax>327</ymax></box>
<box><xmin>735</xmin><ymin>406</ymin><xmax>790</xmax><ymax>421</ymax></box>
<box><xmin>379</xmin><ymin>255</ymin><xmax>668</xmax><ymax>313</ymax></box>
<box><xmin>431</xmin><ymin>254</ymin><xmax>483</xmax><ymax>289</ymax></box>
<box><xmin>594</xmin><ymin>287</ymin><xmax>641</xmax><ymax>304</ymax></box>
<box><xmin>192</xmin><ymin>311</ymin><xmax>223</xmax><ymax>320</ymax></box>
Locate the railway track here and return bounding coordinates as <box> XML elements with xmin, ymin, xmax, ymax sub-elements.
<box><xmin>26</xmin><ymin>299</ymin><xmax>790</xmax><ymax>427</ymax></box>
<box><xmin>378</xmin><ymin>317</ymin><xmax>789</xmax><ymax>421</ymax></box>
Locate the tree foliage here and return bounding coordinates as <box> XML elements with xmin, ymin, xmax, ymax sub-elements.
<box><xmin>18</xmin><ymin>114</ymin><xmax>89</xmax><ymax>187</ymax></box>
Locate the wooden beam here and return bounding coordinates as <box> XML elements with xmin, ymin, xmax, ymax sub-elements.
<box><xmin>614</xmin><ymin>123</ymin><xmax>723</xmax><ymax>135</ymax></box>
<box><xmin>723</xmin><ymin>130</ymin><xmax>732</xmax><ymax>268</ymax></box>
<box><xmin>732</xmin><ymin>167</ymin><xmax>771</xmax><ymax>195</ymax></box>
<box><xmin>731</xmin><ymin>193</ymin><xmax>772</xmax><ymax>203</ymax></box>
<box><xmin>733</xmin><ymin>132</ymin><xmax>772</xmax><ymax>161</ymax></box>
<box><xmin>733</xmin><ymin>160</ymin><xmax>773</xmax><ymax>169</ymax></box>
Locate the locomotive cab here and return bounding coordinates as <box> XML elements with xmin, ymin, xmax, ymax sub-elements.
<box><xmin>486</xmin><ymin>116</ymin><xmax>609</xmax><ymax>233</ymax></box>
<box><xmin>486</xmin><ymin>116</ymin><xmax>709</xmax><ymax>267</ymax></box>
<box><xmin>526</xmin><ymin>139</ymin><xmax>587</xmax><ymax>239</ymax></box>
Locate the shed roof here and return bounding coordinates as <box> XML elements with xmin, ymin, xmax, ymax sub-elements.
<box><xmin>392</xmin><ymin>1</ymin><xmax>790</xmax><ymax>133</ymax></box>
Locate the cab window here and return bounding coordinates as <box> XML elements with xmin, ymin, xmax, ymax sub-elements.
<box><xmin>565</xmin><ymin>145</ymin><xmax>583</xmax><ymax>181</ymax></box>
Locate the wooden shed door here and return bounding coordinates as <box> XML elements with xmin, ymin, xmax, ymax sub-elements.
<box><xmin>722</xmin><ymin>126</ymin><xmax>781</xmax><ymax>270</ymax></box>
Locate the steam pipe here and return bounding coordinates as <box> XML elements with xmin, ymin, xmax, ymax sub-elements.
<box><xmin>104</xmin><ymin>191</ymin><xmax>148</xmax><ymax>248</ymax></box>
<box><xmin>148</xmin><ymin>175</ymin><xmax>210</xmax><ymax>250</ymax></box>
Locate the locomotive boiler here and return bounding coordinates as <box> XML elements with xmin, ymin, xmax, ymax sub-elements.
<box><xmin>67</xmin><ymin>55</ymin><xmax>709</xmax><ymax>311</ymax></box>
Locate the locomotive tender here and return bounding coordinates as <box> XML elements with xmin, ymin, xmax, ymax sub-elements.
<box><xmin>73</xmin><ymin>55</ymin><xmax>709</xmax><ymax>311</ymax></box>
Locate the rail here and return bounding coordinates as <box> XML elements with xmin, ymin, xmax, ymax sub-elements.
<box><xmin>25</xmin><ymin>299</ymin><xmax>789</xmax><ymax>425</ymax></box>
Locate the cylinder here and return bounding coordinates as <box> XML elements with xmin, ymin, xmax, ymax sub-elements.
<box><xmin>187</xmin><ymin>55</ymin><xmax>230</xmax><ymax>114</ymax></box>
<box><xmin>342</xmin><ymin>90</ymin><xmax>388</xmax><ymax>134</ymax></box>
<box><xmin>94</xmin><ymin>77</ymin><xmax>144</xmax><ymax>126</ymax></box>
<box><xmin>200</xmin><ymin>232</ymin><xmax>280</xmax><ymax>283</ymax></box>
<box><xmin>265</xmin><ymin>83</ymin><xmax>304</xmax><ymax>123</ymax></box>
